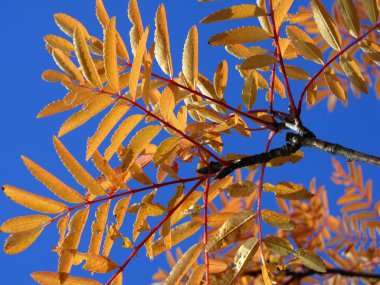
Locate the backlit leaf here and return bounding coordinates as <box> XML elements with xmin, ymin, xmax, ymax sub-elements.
<box><xmin>52</xmin><ymin>49</ymin><xmax>84</xmax><ymax>84</ymax></box>
<box><xmin>324</xmin><ymin>68</ymin><xmax>346</xmax><ymax>101</ymax></box>
<box><xmin>88</xmin><ymin>202</ymin><xmax>110</xmax><ymax>255</ymax></box>
<box><xmin>363</xmin><ymin>0</ymin><xmax>379</xmax><ymax>23</ymax></box>
<box><xmin>154</xmin><ymin>137</ymin><xmax>182</xmax><ymax>166</ymax></box>
<box><xmin>208</xmin><ymin>26</ymin><xmax>271</xmax><ymax>46</ymax></box>
<box><xmin>45</xmin><ymin>35</ymin><xmax>74</xmax><ymax>54</ymax></box>
<box><xmin>232</xmin><ymin>237</ymin><xmax>259</xmax><ymax>281</ymax></box>
<box><xmin>240</xmin><ymin>54</ymin><xmax>277</xmax><ymax>70</ymax></box>
<box><xmin>164</xmin><ymin>243</ymin><xmax>203</xmax><ymax>285</ymax></box>
<box><xmin>274</xmin><ymin>0</ymin><xmax>294</xmax><ymax>31</ymax></box>
<box><xmin>257</xmin><ymin>0</ymin><xmax>272</xmax><ymax>34</ymax></box>
<box><xmin>286</xmin><ymin>25</ymin><xmax>324</xmax><ymax>64</ymax></box>
<box><xmin>154</xmin><ymin>4</ymin><xmax>173</xmax><ymax>77</ymax></box>
<box><xmin>0</xmin><ymin>215</ymin><xmax>51</xmax><ymax>233</ymax></box>
<box><xmin>186</xmin><ymin>265</ymin><xmax>205</xmax><ymax>285</ymax></box>
<box><xmin>242</xmin><ymin>70</ymin><xmax>258</xmax><ymax>109</ymax></box>
<box><xmin>4</xmin><ymin>228</ymin><xmax>44</xmax><ymax>254</ymax></box>
<box><xmin>53</xmin><ymin>137</ymin><xmax>106</xmax><ymax>196</ymax></box>
<box><xmin>128</xmin><ymin>0</ymin><xmax>144</xmax><ymax>55</ymax></box>
<box><xmin>360</xmin><ymin>39</ymin><xmax>380</xmax><ymax>66</ymax></box>
<box><xmin>21</xmin><ymin>156</ymin><xmax>85</xmax><ymax>203</ymax></box>
<box><xmin>262</xmin><ymin>209</ymin><xmax>295</xmax><ymax>230</ymax></box>
<box><xmin>263</xmin><ymin>236</ymin><xmax>293</xmax><ymax>256</ymax></box>
<box><xmin>225</xmin><ymin>181</ymin><xmax>257</xmax><ymax>197</ymax></box>
<box><xmin>32</xmin><ymin>271</ymin><xmax>101</xmax><ymax>285</ymax></box>
<box><xmin>283</xmin><ymin>65</ymin><xmax>311</xmax><ymax>80</ymax></box>
<box><xmin>182</xmin><ymin>26</ymin><xmax>198</xmax><ymax>89</ymax></box>
<box><xmin>340</xmin><ymin>54</ymin><xmax>368</xmax><ymax>94</ymax></box>
<box><xmin>200</xmin><ymin>4</ymin><xmax>266</xmax><ymax>24</ymax></box>
<box><xmin>104</xmin><ymin>17</ymin><xmax>119</xmax><ymax>92</ymax></box>
<box><xmin>75</xmin><ymin>252</ymin><xmax>118</xmax><ymax>273</ymax></box>
<box><xmin>263</xmin><ymin>182</ymin><xmax>314</xmax><ymax>200</ymax></box>
<box><xmin>54</xmin><ymin>13</ymin><xmax>89</xmax><ymax>39</ymax></box>
<box><xmin>214</xmin><ymin>60</ymin><xmax>228</xmax><ymax>99</ymax></box>
<box><xmin>2</xmin><ymin>185</ymin><xmax>67</xmax><ymax>214</ymax></box>
<box><xmin>293</xmin><ymin>248</ymin><xmax>326</xmax><ymax>272</ymax></box>
<box><xmin>311</xmin><ymin>0</ymin><xmax>341</xmax><ymax>51</ymax></box>
<box><xmin>337</xmin><ymin>0</ymin><xmax>360</xmax><ymax>37</ymax></box>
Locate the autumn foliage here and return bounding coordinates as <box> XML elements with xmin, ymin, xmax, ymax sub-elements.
<box><xmin>2</xmin><ymin>0</ymin><xmax>380</xmax><ymax>284</ymax></box>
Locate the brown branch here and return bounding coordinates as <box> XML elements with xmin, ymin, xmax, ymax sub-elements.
<box><xmin>287</xmin><ymin>133</ymin><xmax>380</xmax><ymax>167</ymax></box>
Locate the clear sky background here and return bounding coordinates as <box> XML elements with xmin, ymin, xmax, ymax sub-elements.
<box><xmin>1</xmin><ymin>1</ymin><xmax>379</xmax><ymax>284</ymax></box>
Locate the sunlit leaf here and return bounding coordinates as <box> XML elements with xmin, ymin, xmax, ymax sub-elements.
<box><xmin>214</xmin><ymin>60</ymin><xmax>228</xmax><ymax>99</ymax></box>
<box><xmin>52</xmin><ymin>49</ymin><xmax>84</xmax><ymax>84</ymax></box>
<box><xmin>104</xmin><ymin>17</ymin><xmax>119</xmax><ymax>92</ymax></box>
<box><xmin>186</xmin><ymin>264</ymin><xmax>205</xmax><ymax>285</ymax></box>
<box><xmin>182</xmin><ymin>26</ymin><xmax>198</xmax><ymax>89</ymax></box>
<box><xmin>324</xmin><ymin>68</ymin><xmax>346</xmax><ymax>101</ymax></box>
<box><xmin>128</xmin><ymin>0</ymin><xmax>144</xmax><ymax>55</ymax></box>
<box><xmin>31</xmin><ymin>271</ymin><xmax>101</xmax><ymax>285</ymax></box>
<box><xmin>293</xmin><ymin>248</ymin><xmax>326</xmax><ymax>272</ymax></box>
<box><xmin>4</xmin><ymin>228</ymin><xmax>44</xmax><ymax>255</ymax></box>
<box><xmin>88</xmin><ymin>202</ymin><xmax>110</xmax><ymax>255</ymax></box>
<box><xmin>263</xmin><ymin>236</ymin><xmax>293</xmax><ymax>256</ymax></box>
<box><xmin>208</xmin><ymin>26</ymin><xmax>271</xmax><ymax>46</ymax></box>
<box><xmin>363</xmin><ymin>0</ymin><xmax>379</xmax><ymax>23</ymax></box>
<box><xmin>232</xmin><ymin>237</ymin><xmax>259</xmax><ymax>281</ymax></box>
<box><xmin>337</xmin><ymin>0</ymin><xmax>360</xmax><ymax>37</ymax></box>
<box><xmin>200</xmin><ymin>4</ymin><xmax>266</xmax><ymax>24</ymax></box>
<box><xmin>274</xmin><ymin>0</ymin><xmax>294</xmax><ymax>31</ymax></box>
<box><xmin>242</xmin><ymin>70</ymin><xmax>258</xmax><ymax>109</ymax></box>
<box><xmin>225</xmin><ymin>181</ymin><xmax>257</xmax><ymax>197</ymax></box>
<box><xmin>340</xmin><ymin>54</ymin><xmax>368</xmax><ymax>94</ymax></box>
<box><xmin>54</xmin><ymin>13</ymin><xmax>89</xmax><ymax>39</ymax></box>
<box><xmin>261</xmin><ymin>209</ymin><xmax>295</xmax><ymax>230</ymax></box>
<box><xmin>240</xmin><ymin>54</ymin><xmax>277</xmax><ymax>70</ymax></box>
<box><xmin>263</xmin><ymin>182</ymin><xmax>314</xmax><ymax>200</ymax></box>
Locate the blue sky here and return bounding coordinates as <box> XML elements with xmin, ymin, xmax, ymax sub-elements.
<box><xmin>1</xmin><ymin>1</ymin><xmax>379</xmax><ymax>284</ymax></box>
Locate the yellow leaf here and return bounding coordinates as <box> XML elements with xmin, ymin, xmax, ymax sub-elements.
<box><xmin>104</xmin><ymin>114</ymin><xmax>145</xmax><ymax>161</ymax></box>
<box><xmin>154</xmin><ymin>4</ymin><xmax>173</xmax><ymax>77</ymax></box>
<box><xmin>45</xmin><ymin>34</ymin><xmax>74</xmax><ymax>54</ymax></box>
<box><xmin>294</xmin><ymin>248</ymin><xmax>326</xmax><ymax>272</ymax></box>
<box><xmin>208</xmin><ymin>26</ymin><xmax>271</xmax><ymax>46</ymax></box>
<box><xmin>311</xmin><ymin>0</ymin><xmax>342</xmax><ymax>51</ymax></box>
<box><xmin>121</xmin><ymin>125</ymin><xmax>162</xmax><ymax>170</ymax></box>
<box><xmin>337</xmin><ymin>0</ymin><xmax>360</xmax><ymax>37</ymax></box>
<box><xmin>75</xmin><ymin>252</ymin><xmax>118</xmax><ymax>273</ymax></box>
<box><xmin>21</xmin><ymin>156</ymin><xmax>84</xmax><ymax>203</ymax></box>
<box><xmin>242</xmin><ymin>70</ymin><xmax>258</xmax><ymax>109</ymax></box>
<box><xmin>74</xmin><ymin>26</ymin><xmax>103</xmax><ymax>88</ymax></box>
<box><xmin>274</xmin><ymin>0</ymin><xmax>294</xmax><ymax>31</ymax></box>
<box><xmin>160</xmin><ymin>85</ymin><xmax>176</xmax><ymax>121</ymax></box>
<box><xmin>128</xmin><ymin>0</ymin><xmax>144</xmax><ymax>55</ymax></box>
<box><xmin>0</xmin><ymin>215</ymin><xmax>51</xmax><ymax>233</ymax></box>
<box><xmin>59</xmin><ymin>208</ymin><xmax>89</xmax><ymax>282</ymax></box>
<box><xmin>104</xmin><ymin>17</ymin><xmax>119</xmax><ymax>92</ymax></box>
<box><xmin>53</xmin><ymin>137</ymin><xmax>106</xmax><ymax>196</ymax></box>
<box><xmin>188</xmin><ymin>106</ymin><xmax>224</xmax><ymax>123</ymax></box>
<box><xmin>263</xmin><ymin>182</ymin><xmax>314</xmax><ymax>200</ymax></box>
<box><xmin>225</xmin><ymin>181</ymin><xmax>257</xmax><ymax>197</ymax></box>
<box><xmin>207</xmin><ymin>176</ymin><xmax>234</xmax><ymax>204</ymax></box>
<box><xmin>200</xmin><ymin>4</ymin><xmax>266</xmax><ymax>24</ymax></box>
<box><xmin>56</xmin><ymin>216</ymin><xmax>69</xmax><ymax>249</ymax></box>
<box><xmin>286</xmin><ymin>25</ymin><xmax>324</xmax><ymax>64</ymax></box>
<box><xmin>88</xmin><ymin>201</ymin><xmax>110</xmax><ymax>255</ymax></box>
<box><xmin>164</xmin><ymin>243</ymin><xmax>203</xmax><ymax>285</ymax></box>
<box><xmin>261</xmin><ymin>209</ymin><xmax>295</xmax><ymax>230</ymax></box>
<box><xmin>263</xmin><ymin>236</ymin><xmax>293</xmax><ymax>256</ymax></box>
<box><xmin>4</xmin><ymin>228</ymin><xmax>44</xmax><ymax>255</ymax></box>
<box><xmin>130</xmin><ymin>27</ymin><xmax>149</xmax><ymax>100</ymax></box>
<box><xmin>86</xmin><ymin>100</ymin><xmax>130</xmax><ymax>160</ymax></box>
<box><xmin>240</xmin><ymin>54</ymin><xmax>277</xmax><ymax>70</ymax></box>
<box><xmin>283</xmin><ymin>65</ymin><xmax>311</xmax><ymax>80</ymax></box>
<box><xmin>257</xmin><ymin>0</ymin><xmax>272</xmax><ymax>35</ymax></box>
<box><xmin>213</xmin><ymin>60</ymin><xmax>228</xmax><ymax>99</ymax></box>
<box><xmin>31</xmin><ymin>271</ymin><xmax>101</xmax><ymax>285</ymax></box>
<box><xmin>54</xmin><ymin>13</ymin><xmax>89</xmax><ymax>39</ymax></box>
<box><xmin>111</xmin><ymin>272</ymin><xmax>123</xmax><ymax>285</ymax></box>
<box><xmin>363</xmin><ymin>0</ymin><xmax>379</xmax><ymax>23</ymax></box>
<box><xmin>324</xmin><ymin>68</ymin><xmax>346</xmax><ymax>101</ymax></box>
<box><xmin>182</xmin><ymin>26</ymin><xmax>198</xmax><ymax>89</ymax></box>
<box><xmin>360</xmin><ymin>39</ymin><xmax>380</xmax><ymax>66</ymax></box>
<box><xmin>261</xmin><ymin>265</ymin><xmax>272</xmax><ymax>285</ymax></box>
<box><xmin>42</xmin><ymin>69</ymin><xmax>70</xmax><ymax>83</ymax></box>
<box><xmin>186</xmin><ymin>265</ymin><xmax>205</xmax><ymax>285</ymax></box>
<box><xmin>341</xmin><ymin>201</ymin><xmax>369</xmax><ymax>214</ymax></box>
<box><xmin>92</xmin><ymin>150</ymin><xmax>124</xmax><ymax>188</ymax></box>
<box><xmin>52</xmin><ymin>49</ymin><xmax>84</xmax><ymax>84</ymax></box>
<box><xmin>232</xmin><ymin>237</ymin><xmax>259</xmax><ymax>281</ymax></box>
<box><xmin>154</xmin><ymin>137</ymin><xmax>182</xmax><ymax>166</ymax></box>
<box><xmin>340</xmin><ymin>54</ymin><xmax>368</xmax><ymax>94</ymax></box>
<box><xmin>2</xmin><ymin>185</ymin><xmax>67</xmax><ymax>214</ymax></box>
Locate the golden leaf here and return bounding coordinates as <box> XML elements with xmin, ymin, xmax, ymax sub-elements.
<box><xmin>283</xmin><ymin>65</ymin><xmax>311</xmax><ymax>80</ymax></box>
<box><xmin>207</xmin><ymin>176</ymin><xmax>234</xmax><ymax>204</ymax></box>
<box><xmin>363</xmin><ymin>0</ymin><xmax>379</xmax><ymax>23</ymax></box>
<box><xmin>208</xmin><ymin>258</ymin><xmax>228</xmax><ymax>274</ymax></box>
<box><xmin>53</xmin><ymin>136</ymin><xmax>106</xmax><ymax>196</ymax></box>
<box><xmin>2</xmin><ymin>185</ymin><xmax>67</xmax><ymax>214</ymax></box>
<box><xmin>240</xmin><ymin>54</ymin><xmax>277</xmax><ymax>70</ymax></box>
<box><xmin>261</xmin><ymin>265</ymin><xmax>272</xmax><ymax>285</ymax></box>
<box><xmin>111</xmin><ymin>272</ymin><xmax>123</xmax><ymax>285</ymax></box>
<box><xmin>74</xmin><ymin>26</ymin><xmax>103</xmax><ymax>88</ymax></box>
<box><xmin>21</xmin><ymin>156</ymin><xmax>85</xmax><ymax>203</ymax></box>
<box><xmin>186</xmin><ymin>264</ymin><xmax>205</xmax><ymax>285</ymax></box>
<box><xmin>274</xmin><ymin>0</ymin><xmax>294</xmax><ymax>31</ymax></box>
<box><xmin>337</xmin><ymin>0</ymin><xmax>360</xmax><ymax>37</ymax></box>
<box><xmin>286</xmin><ymin>25</ymin><xmax>324</xmax><ymax>64</ymax></box>
<box><xmin>104</xmin><ymin>17</ymin><xmax>119</xmax><ymax>92</ymax></box>
<box><xmin>293</xmin><ymin>248</ymin><xmax>326</xmax><ymax>272</ymax></box>
<box><xmin>54</xmin><ymin>13</ymin><xmax>89</xmax><ymax>39</ymax></box>
<box><xmin>142</xmin><ymin>44</ymin><xmax>154</xmax><ymax>107</ymax></box>
<box><xmin>121</xmin><ymin>125</ymin><xmax>162</xmax><ymax>170</ymax></box>
<box><xmin>74</xmin><ymin>252</ymin><xmax>118</xmax><ymax>273</ymax></box>
<box><xmin>4</xmin><ymin>228</ymin><xmax>44</xmax><ymax>254</ymax></box>
<box><xmin>154</xmin><ymin>137</ymin><xmax>182</xmax><ymax>166</ymax></box>
<box><xmin>208</xmin><ymin>26</ymin><xmax>271</xmax><ymax>46</ymax></box>
<box><xmin>257</xmin><ymin>0</ymin><xmax>272</xmax><ymax>34</ymax></box>
<box><xmin>104</xmin><ymin>114</ymin><xmax>145</xmax><ymax>161</ymax></box>
<box><xmin>261</xmin><ymin>209</ymin><xmax>295</xmax><ymax>230</ymax></box>
<box><xmin>225</xmin><ymin>181</ymin><xmax>257</xmax><ymax>197</ymax></box>
<box><xmin>188</xmin><ymin>106</ymin><xmax>224</xmax><ymax>123</ymax></box>
<box><xmin>182</xmin><ymin>26</ymin><xmax>199</xmax><ymax>89</ymax></box>
<box><xmin>86</xmin><ymin>100</ymin><xmax>131</xmax><ymax>160</ymax></box>
<box><xmin>31</xmin><ymin>271</ymin><xmax>101</xmax><ymax>285</ymax></box>
<box><xmin>88</xmin><ymin>201</ymin><xmax>110</xmax><ymax>255</ymax></box>
<box><xmin>130</xmin><ymin>27</ymin><xmax>149</xmax><ymax>100</ymax></box>
<box><xmin>214</xmin><ymin>60</ymin><xmax>228</xmax><ymax>99</ymax></box>
<box><xmin>340</xmin><ymin>54</ymin><xmax>368</xmax><ymax>94</ymax></box>
<box><xmin>324</xmin><ymin>68</ymin><xmax>346</xmax><ymax>101</ymax></box>
<box><xmin>232</xmin><ymin>237</ymin><xmax>259</xmax><ymax>280</ymax></box>
<box><xmin>263</xmin><ymin>236</ymin><xmax>293</xmax><ymax>256</ymax></box>
<box><xmin>160</xmin><ymin>85</ymin><xmax>176</xmax><ymax>121</ymax></box>
<box><xmin>92</xmin><ymin>150</ymin><xmax>124</xmax><ymax>188</ymax></box>
<box><xmin>263</xmin><ymin>182</ymin><xmax>314</xmax><ymax>200</ymax></box>
<box><xmin>152</xmin><ymin>220</ymin><xmax>203</xmax><ymax>257</ymax></box>
<box><xmin>45</xmin><ymin>35</ymin><xmax>74</xmax><ymax>54</ymax></box>
<box><xmin>311</xmin><ymin>0</ymin><xmax>341</xmax><ymax>51</ymax></box>
<box><xmin>52</xmin><ymin>49</ymin><xmax>84</xmax><ymax>84</ymax></box>
<box><xmin>128</xmin><ymin>0</ymin><xmax>144</xmax><ymax>55</ymax></box>
<box><xmin>200</xmin><ymin>4</ymin><xmax>266</xmax><ymax>24</ymax></box>
<box><xmin>0</xmin><ymin>215</ymin><xmax>51</xmax><ymax>233</ymax></box>
<box><xmin>57</xmin><ymin>216</ymin><xmax>69</xmax><ymax>249</ymax></box>
<box><xmin>360</xmin><ymin>39</ymin><xmax>380</xmax><ymax>66</ymax></box>
<box><xmin>42</xmin><ymin>69</ymin><xmax>70</xmax><ymax>83</ymax></box>
<box><xmin>226</xmin><ymin>44</ymin><xmax>269</xmax><ymax>59</ymax></box>
<box><xmin>59</xmin><ymin>208</ymin><xmax>89</xmax><ymax>282</ymax></box>
<box><xmin>242</xmin><ymin>70</ymin><xmax>258</xmax><ymax>109</ymax></box>
<box><xmin>164</xmin><ymin>243</ymin><xmax>203</xmax><ymax>285</ymax></box>
<box><xmin>154</xmin><ymin>4</ymin><xmax>173</xmax><ymax>77</ymax></box>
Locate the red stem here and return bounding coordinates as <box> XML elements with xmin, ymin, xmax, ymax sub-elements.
<box><xmin>203</xmin><ymin>177</ymin><xmax>211</xmax><ymax>284</ymax></box>
<box><xmin>297</xmin><ymin>21</ymin><xmax>380</xmax><ymax>114</ymax></box>
<box><xmin>105</xmin><ymin>178</ymin><xmax>206</xmax><ymax>285</ymax></box>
